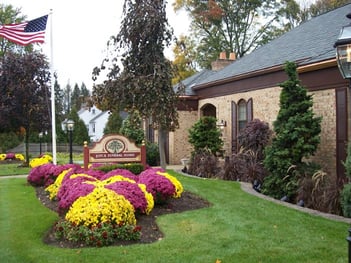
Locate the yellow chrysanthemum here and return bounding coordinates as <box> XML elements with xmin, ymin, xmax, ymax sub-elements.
<box><xmin>138</xmin><ymin>183</ymin><xmax>154</xmax><ymax>214</ymax></box>
<box><xmin>0</xmin><ymin>154</ymin><xmax>6</xmax><ymax>161</ymax></box>
<box><xmin>29</xmin><ymin>155</ymin><xmax>52</xmax><ymax>168</ymax></box>
<box><xmin>83</xmin><ymin>175</ymin><xmax>136</xmax><ymax>188</ymax></box>
<box><xmin>70</xmin><ymin>173</ymin><xmax>96</xmax><ymax>181</ymax></box>
<box><xmin>15</xmin><ymin>154</ymin><xmax>25</xmax><ymax>161</ymax></box>
<box><xmin>65</xmin><ymin>187</ymin><xmax>136</xmax><ymax>227</ymax></box>
<box><xmin>45</xmin><ymin>169</ymin><xmax>71</xmax><ymax>200</ymax></box>
<box><xmin>103</xmin><ymin>175</ymin><xmax>136</xmax><ymax>185</ymax></box>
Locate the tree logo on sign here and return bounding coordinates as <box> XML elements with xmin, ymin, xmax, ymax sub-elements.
<box><xmin>106</xmin><ymin>139</ymin><xmax>125</xmax><ymax>153</ymax></box>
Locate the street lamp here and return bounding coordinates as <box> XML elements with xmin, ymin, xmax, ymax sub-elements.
<box><xmin>38</xmin><ymin>132</ymin><xmax>43</xmax><ymax>155</ymax></box>
<box><xmin>66</xmin><ymin>119</ymin><xmax>75</xmax><ymax>164</ymax></box>
<box><xmin>334</xmin><ymin>12</ymin><xmax>351</xmax><ymax>263</ymax></box>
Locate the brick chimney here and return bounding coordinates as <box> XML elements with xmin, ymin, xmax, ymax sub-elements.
<box><xmin>211</xmin><ymin>52</ymin><xmax>236</xmax><ymax>71</ymax></box>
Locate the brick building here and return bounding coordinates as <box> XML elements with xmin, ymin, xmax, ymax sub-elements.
<box><xmin>168</xmin><ymin>4</ymin><xmax>351</xmax><ymax>184</ymax></box>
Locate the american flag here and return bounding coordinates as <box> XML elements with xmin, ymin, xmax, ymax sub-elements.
<box><xmin>0</xmin><ymin>15</ymin><xmax>48</xmax><ymax>46</ymax></box>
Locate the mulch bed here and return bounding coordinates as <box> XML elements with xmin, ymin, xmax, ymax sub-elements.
<box><xmin>36</xmin><ymin>187</ymin><xmax>211</xmax><ymax>248</ymax></box>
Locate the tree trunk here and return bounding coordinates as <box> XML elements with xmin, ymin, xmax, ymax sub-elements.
<box><xmin>158</xmin><ymin>128</ymin><xmax>167</xmax><ymax>169</ymax></box>
<box><xmin>25</xmin><ymin>128</ymin><xmax>30</xmax><ymax>165</ymax></box>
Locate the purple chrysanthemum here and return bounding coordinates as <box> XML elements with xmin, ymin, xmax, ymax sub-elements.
<box><xmin>138</xmin><ymin>168</ymin><xmax>175</xmax><ymax>203</ymax></box>
<box><xmin>105</xmin><ymin>181</ymin><xmax>148</xmax><ymax>214</ymax></box>
<box><xmin>28</xmin><ymin>163</ymin><xmax>58</xmax><ymax>187</ymax></box>
<box><xmin>57</xmin><ymin>175</ymin><xmax>96</xmax><ymax>214</ymax></box>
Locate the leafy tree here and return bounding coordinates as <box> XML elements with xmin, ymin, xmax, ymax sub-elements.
<box><xmin>188</xmin><ymin>116</ymin><xmax>223</xmax><ymax>154</ymax></box>
<box><xmin>262</xmin><ymin>61</ymin><xmax>322</xmax><ymax>199</ymax></box>
<box><xmin>92</xmin><ymin>0</ymin><xmax>180</xmax><ymax>168</ymax></box>
<box><xmin>104</xmin><ymin>111</ymin><xmax>123</xmax><ymax>135</ymax></box>
<box><xmin>172</xmin><ymin>35</ymin><xmax>197</xmax><ymax>84</ymax></box>
<box><xmin>119</xmin><ymin>112</ymin><xmax>145</xmax><ymax>145</ymax></box>
<box><xmin>277</xmin><ymin>0</ymin><xmax>304</xmax><ymax>31</ymax></box>
<box><xmin>0</xmin><ymin>4</ymin><xmax>28</xmax><ymax>57</ymax></box>
<box><xmin>308</xmin><ymin>0</ymin><xmax>349</xmax><ymax>18</ymax></box>
<box><xmin>173</xmin><ymin>0</ymin><xmax>301</xmax><ymax>68</ymax></box>
<box><xmin>0</xmin><ymin>132</ymin><xmax>22</xmax><ymax>152</ymax></box>
<box><xmin>0</xmin><ymin>51</ymin><xmax>51</xmax><ymax>164</ymax></box>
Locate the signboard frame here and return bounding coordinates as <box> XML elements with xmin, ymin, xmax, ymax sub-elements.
<box><xmin>83</xmin><ymin>134</ymin><xmax>146</xmax><ymax>170</ymax></box>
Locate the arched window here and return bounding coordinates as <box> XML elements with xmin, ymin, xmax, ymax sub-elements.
<box><xmin>201</xmin><ymin>103</ymin><xmax>216</xmax><ymax>117</ymax></box>
<box><xmin>231</xmin><ymin>98</ymin><xmax>253</xmax><ymax>154</ymax></box>
<box><xmin>238</xmin><ymin>99</ymin><xmax>247</xmax><ymax>131</ymax></box>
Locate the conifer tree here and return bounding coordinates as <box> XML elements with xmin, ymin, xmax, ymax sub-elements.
<box><xmin>262</xmin><ymin>61</ymin><xmax>322</xmax><ymax>199</ymax></box>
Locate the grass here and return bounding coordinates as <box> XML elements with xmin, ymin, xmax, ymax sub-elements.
<box><xmin>0</xmin><ymin>171</ymin><xmax>349</xmax><ymax>263</ymax></box>
<box><xmin>0</xmin><ymin>153</ymin><xmax>83</xmax><ymax>177</ymax></box>
<box><xmin>0</xmin><ymin>163</ymin><xmax>31</xmax><ymax>176</ymax></box>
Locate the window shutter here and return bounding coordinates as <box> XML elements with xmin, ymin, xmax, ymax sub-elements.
<box><xmin>247</xmin><ymin>98</ymin><xmax>253</xmax><ymax>122</ymax></box>
<box><xmin>336</xmin><ymin>88</ymin><xmax>347</xmax><ymax>186</ymax></box>
<box><xmin>231</xmin><ymin>101</ymin><xmax>237</xmax><ymax>154</ymax></box>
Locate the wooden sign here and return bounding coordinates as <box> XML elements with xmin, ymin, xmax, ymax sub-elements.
<box><xmin>83</xmin><ymin>134</ymin><xmax>146</xmax><ymax>170</ymax></box>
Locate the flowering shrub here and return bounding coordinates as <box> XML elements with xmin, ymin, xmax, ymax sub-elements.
<box><xmin>29</xmin><ymin>154</ymin><xmax>53</xmax><ymax>168</ymax></box>
<box><xmin>54</xmin><ymin>219</ymin><xmax>141</xmax><ymax>247</ymax></box>
<box><xmin>27</xmin><ymin>163</ymin><xmax>80</xmax><ymax>187</ymax></box>
<box><xmin>138</xmin><ymin>168</ymin><xmax>183</xmax><ymax>203</ymax></box>
<box><xmin>27</xmin><ymin>163</ymin><xmax>57</xmax><ymax>187</ymax></box>
<box><xmin>105</xmin><ymin>180</ymin><xmax>154</xmax><ymax>214</ymax></box>
<box><xmin>0</xmin><ymin>153</ymin><xmax>25</xmax><ymax>161</ymax></box>
<box><xmin>65</xmin><ymin>187</ymin><xmax>136</xmax><ymax>227</ymax></box>
<box><xmin>45</xmin><ymin>169</ymin><xmax>72</xmax><ymax>200</ymax></box>
<box><xmin>156</xmin><ymin>171</ymin><xmax>184</xmax><ymax>198</ymax></box>
<box><xmin>57</xmin><ymin>174</ymin><xmax>97</xmax><ymax>214</ymax></box>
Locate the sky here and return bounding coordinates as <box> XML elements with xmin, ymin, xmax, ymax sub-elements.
<box><xmin>1</xmin><ymin>0</ymin><xmax>190</xmax><ymax>89</ymax></box>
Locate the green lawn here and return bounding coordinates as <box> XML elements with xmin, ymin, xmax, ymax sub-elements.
<box><xmin>0</xmin><ymin>153</ymin><xmax>83</xmax><ymax>177</ymax></box>
<box><xmin>0</xmin><ymin>172</ymin><xmax>348</xmax><ymax>263</ymax></box>
<box><xmin>0</xmin><ymin>163</ymin><xmax>31</xmax><ymax>176</ymax></box>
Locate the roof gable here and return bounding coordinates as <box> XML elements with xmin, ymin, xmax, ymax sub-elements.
<box><xmin>197</xmin><ymin>4</ymin><xmax>351</xmax><ymax>86</ymax></box>
<box><xmin>175</xmin><ymin>69</ymin><xmax>215</xmax><ymax>95</ymax></box>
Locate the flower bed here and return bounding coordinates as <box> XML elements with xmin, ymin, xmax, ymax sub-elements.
<box><xmin>0</xmin><ymin>153</ymin><xmax>25</xmax><ymax>163</ymax></box>
<box><xmin>28</xmin><ymin>164</ymin><xmax>183</xmax><ymax>247</ymax></box>
<box><xmin>29</xmin><ymin>154</ymin><xmax>53</xmax><ymax>168</ymax></box>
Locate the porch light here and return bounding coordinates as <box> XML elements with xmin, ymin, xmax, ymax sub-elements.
<box><xmin>334</xmin><ymin>12</ymin><xmax>351</xmax><ymax>263</ymax></box>
<box><xmin>217</xmin><ymin>120</ymin><xmax>227</xmax><ymax>129</ymax></box>
<box><xmin>334</xmin><ymin>13</ymin><xmax>351</xmax><ymax>79</ymax></box>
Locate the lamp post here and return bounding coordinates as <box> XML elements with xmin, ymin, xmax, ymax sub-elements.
<box><xmin>38</xmin><ymin>132</ymin><xmax>43</xmax><ymax>155</ymax></box>
<box><xmin>66</xmin><ymin>119</ymin><xmax>75</xmax><ymax>164</ymax></box>
<box><xmin>334</xmin><ymin>12</ymin><xmax>351</xmax><ymax>263</ymax></box>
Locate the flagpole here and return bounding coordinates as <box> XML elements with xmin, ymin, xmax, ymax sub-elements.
<box><xmin>49</xmin><ymin>9</ymin><xmax>57</xmax><ymax>164</ymax></box>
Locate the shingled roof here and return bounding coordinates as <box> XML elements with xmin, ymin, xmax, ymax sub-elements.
<box><xmin>194</xmin><ymin>3</ymin><xmax>351</xmax><ymax>87</ymax></box>
<box><xmin>175</xmin><ymin>69</ymin><xmax>215</xmax><ymax>96</ymax></box>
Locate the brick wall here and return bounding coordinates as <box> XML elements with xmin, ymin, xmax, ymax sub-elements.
<box><xmin>168</xmin><ymin>110</ymin><xmax>198</xmax><ymax>164</ymax></box>
<box><xmin>172</xmin><ymin>86</ymin><xmax>337</xmax><ymax>177</ymax></box>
